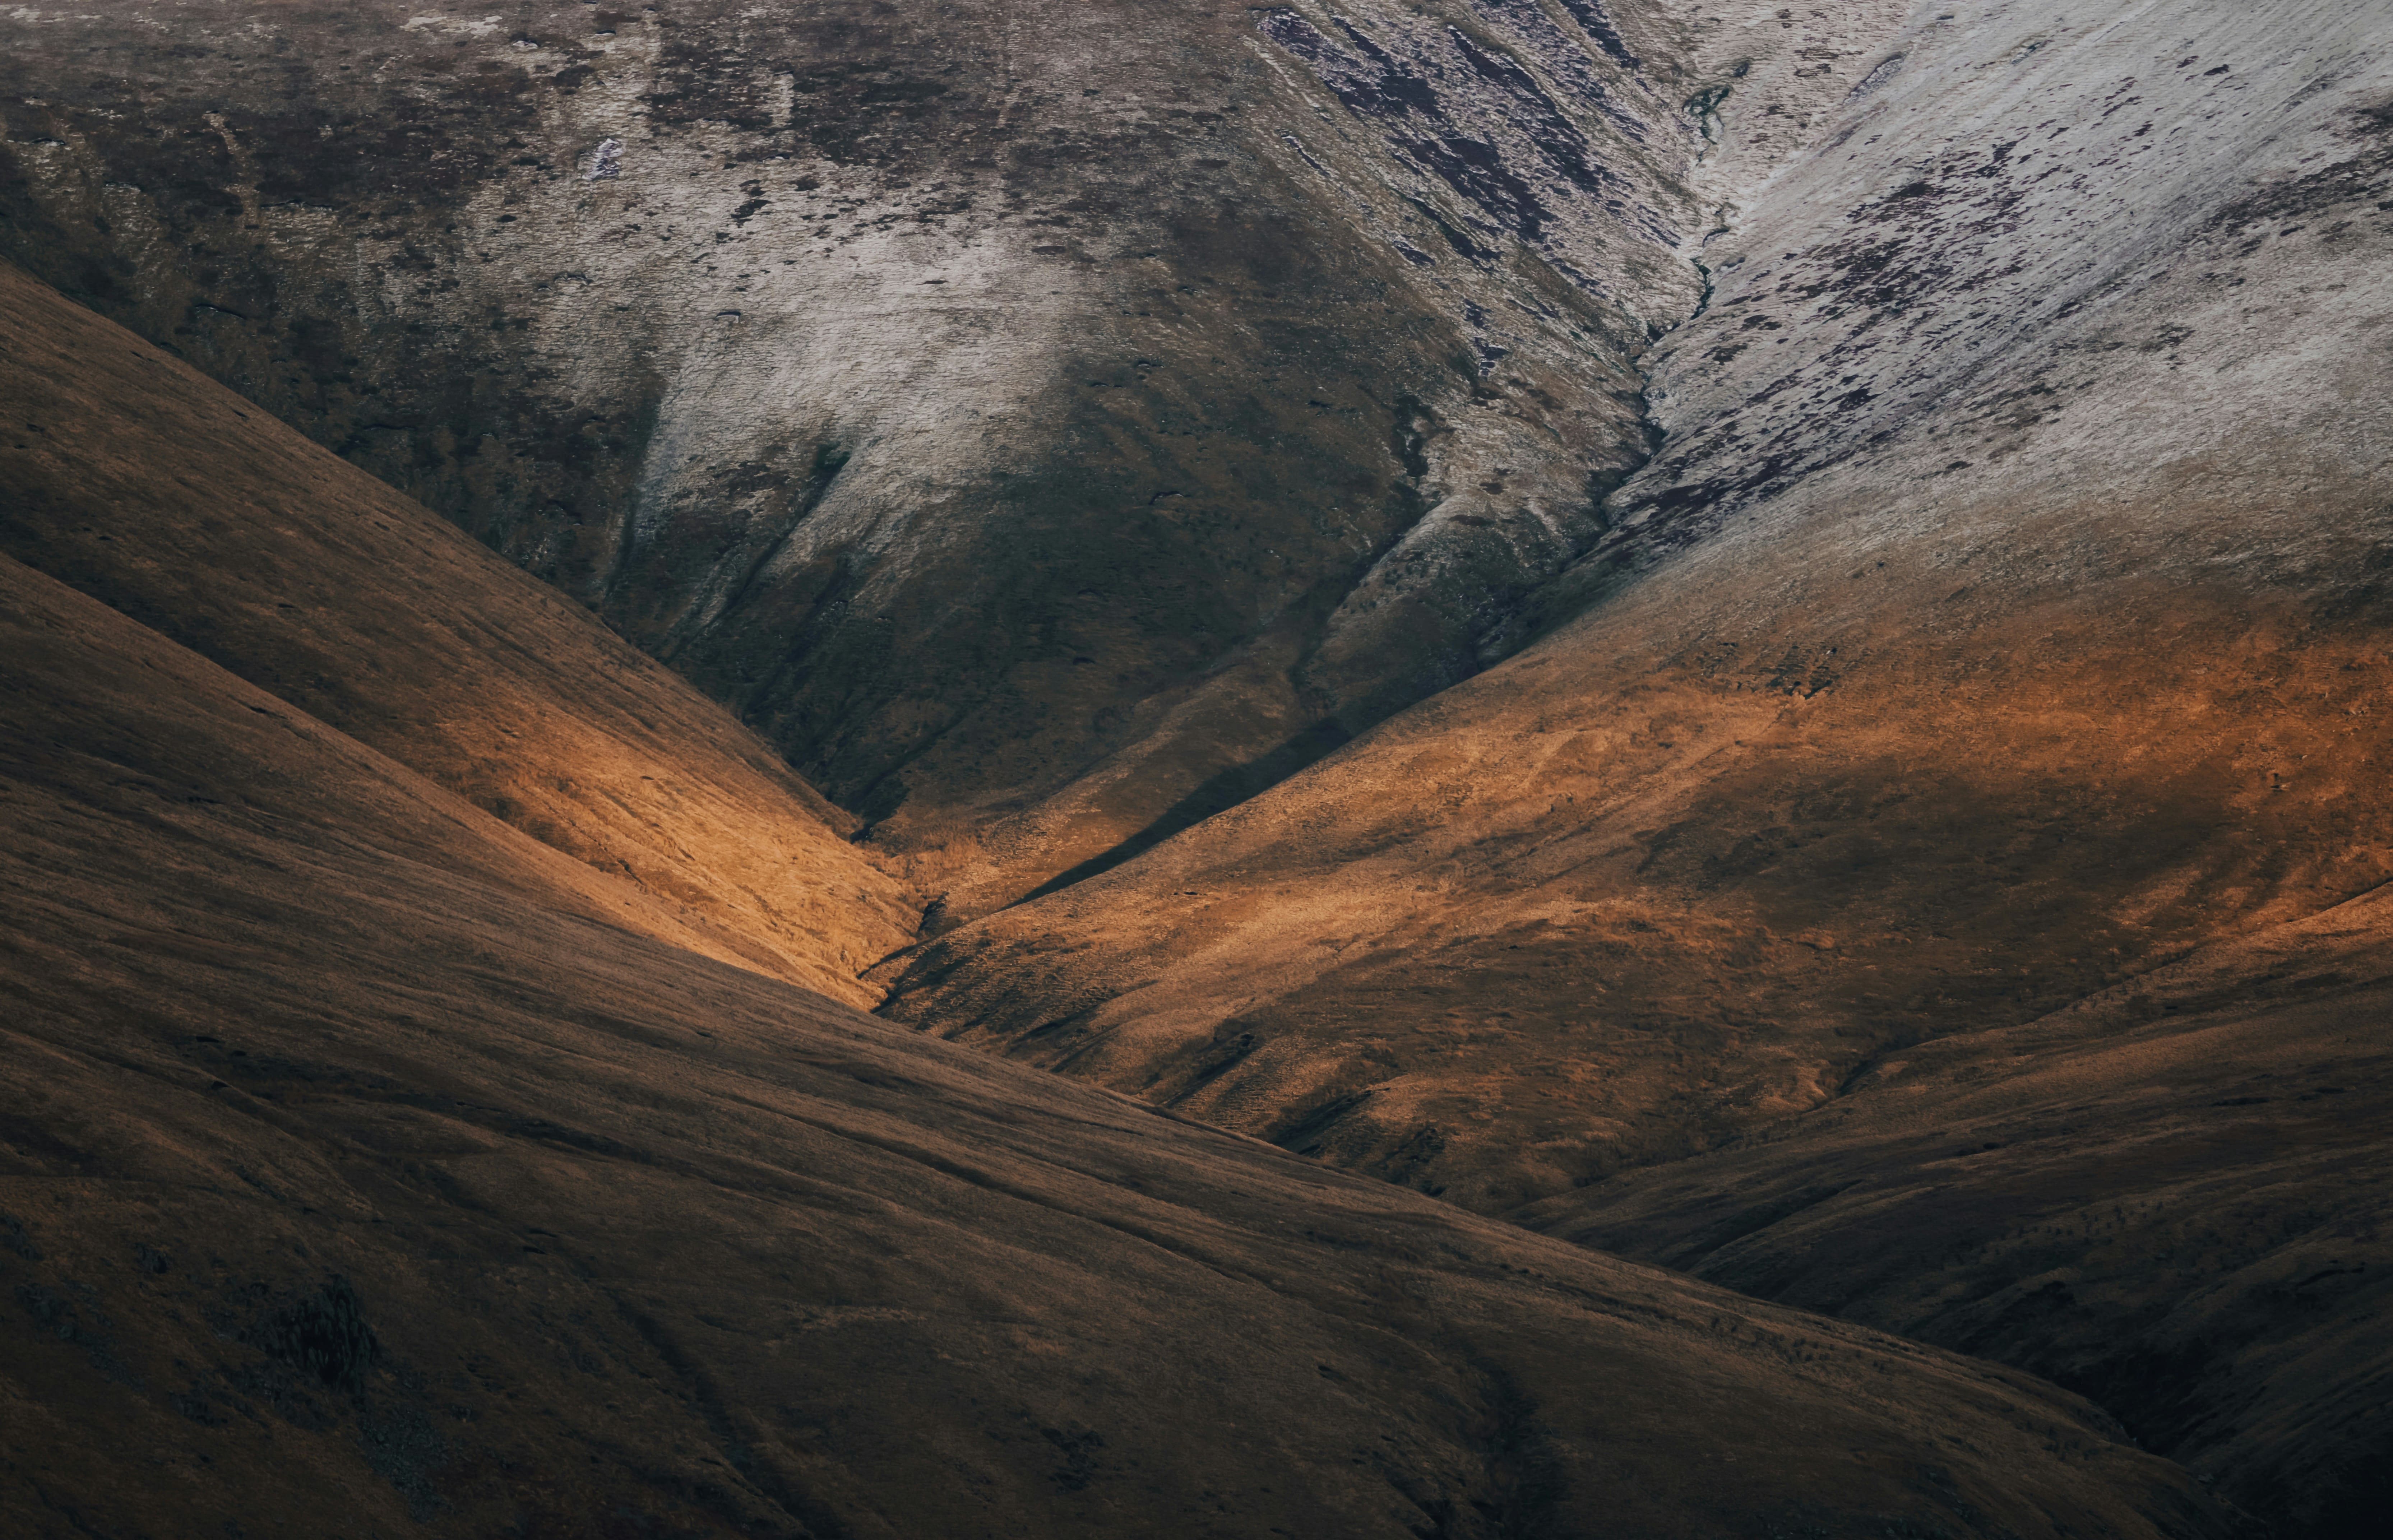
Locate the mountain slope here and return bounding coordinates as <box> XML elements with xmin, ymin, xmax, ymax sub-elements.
<box><xmin>0</xmin><ymin>259</ymin><xmax>918</xmax><ymax>1005</ymax></box>
<box><xmin>1538</xmin><ymin>884</ymin><xmax>2393</xmax><ymax>1538</ymax></box>
<box><xmin>0</xmin><ymin>555</ymin><xmax>2227</xmax><ymax>1537</ymax></box>
<box><xmin>0</xmin><ymin>0</ymin><xmax>1896</xmax><ymax>916</ymax></box>
<box><xmin>875</xmin><ymin>3</ymin><xmax>2393</xmax><ymax>1525</ymax></box>
<box><xmin>2</xmin><ymin>1</ymin><xmax>2383</xmax><ymax>1532</ymax></box>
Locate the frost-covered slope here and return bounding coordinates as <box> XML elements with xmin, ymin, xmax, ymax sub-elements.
<box><xmin>0</xmin><ymin>0</ymin><xmax>1798</xmax><ymax>915</ymax></box>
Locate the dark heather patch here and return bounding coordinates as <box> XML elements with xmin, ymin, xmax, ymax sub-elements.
<box><xmin>1</xmin><ymin>1213</ymin><xmax>40</xmax><ymax>1260</ymax></box>
<box><xmin>1552</xmin><ymin>0</ymin><xmax>1640</xmax><ymax>69</ymax></box>
<box><xmin>251</xmin><ymin>1275</ymin><xmax>381</xmax><ymax>1392</ymax></box>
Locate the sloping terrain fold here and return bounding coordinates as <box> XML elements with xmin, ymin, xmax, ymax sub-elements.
<box><xmin>0</xmin><ymin>259</ymin><xmax>919</xmax><ymax>1006</ymax></box>
<box><xmin>875</xmin><ymin>4</ymin><xmax>2393</xmax><ymax>1529</ymax></box>
<box><xmin>0</xmin><ymin>276</ymin><xmax>2231</xmax><ymax>1539</ymax></box>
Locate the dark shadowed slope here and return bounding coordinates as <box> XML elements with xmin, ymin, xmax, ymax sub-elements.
<box><xmin>876</xmin><ymin>3</ymin><xmax>2393</xmax><ymax>1526</ymax></box>
<box><xmin>1538</xmin><ymin>883</ymin><xmax>2393</xmax><ymax>1539</ymax></box>
<box><xmin>0</xmin><ymin>260</ymin><xmax>919</xmax><ymax>1004</ymax></box>
<box><xmin>0</xmin><ymin>552</ymin><xmax>2229</xmax><ymax>1536</ymax></box>
<box><xmin>0</xmin><ymin>0</ymin><xmax>1894</xmax><ymax>915</ymax></box>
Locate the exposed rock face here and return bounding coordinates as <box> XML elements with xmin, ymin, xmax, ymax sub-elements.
<box><xmin>873</xmin><ymin>2</ymin><xmax>2393</xmax><ymax>1525</ymax></box>
<box><xmin>0</xmin><ymin>286</ymin><xmax>2233</xmax><ymax>1540</ymax></box>
<box><xmin>0</xmin><ymin>0</ymin><xmax>1804</xmax><ymax>917</ymax></box>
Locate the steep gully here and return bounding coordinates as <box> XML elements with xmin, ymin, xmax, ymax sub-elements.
<box><xmin>1004</xmin><ymin>111</ymin><xmax>1698</xmax><ymax>901</ymax></box>
<box><xmin>870</xmin><ymin>0</ymin><xmax>1891</xmax><ymax>908</ymax></box>
<box><xmin>931</xmin><ymin>4</ymin><xmax>1834</xmax><ymax>919</ymax></box>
